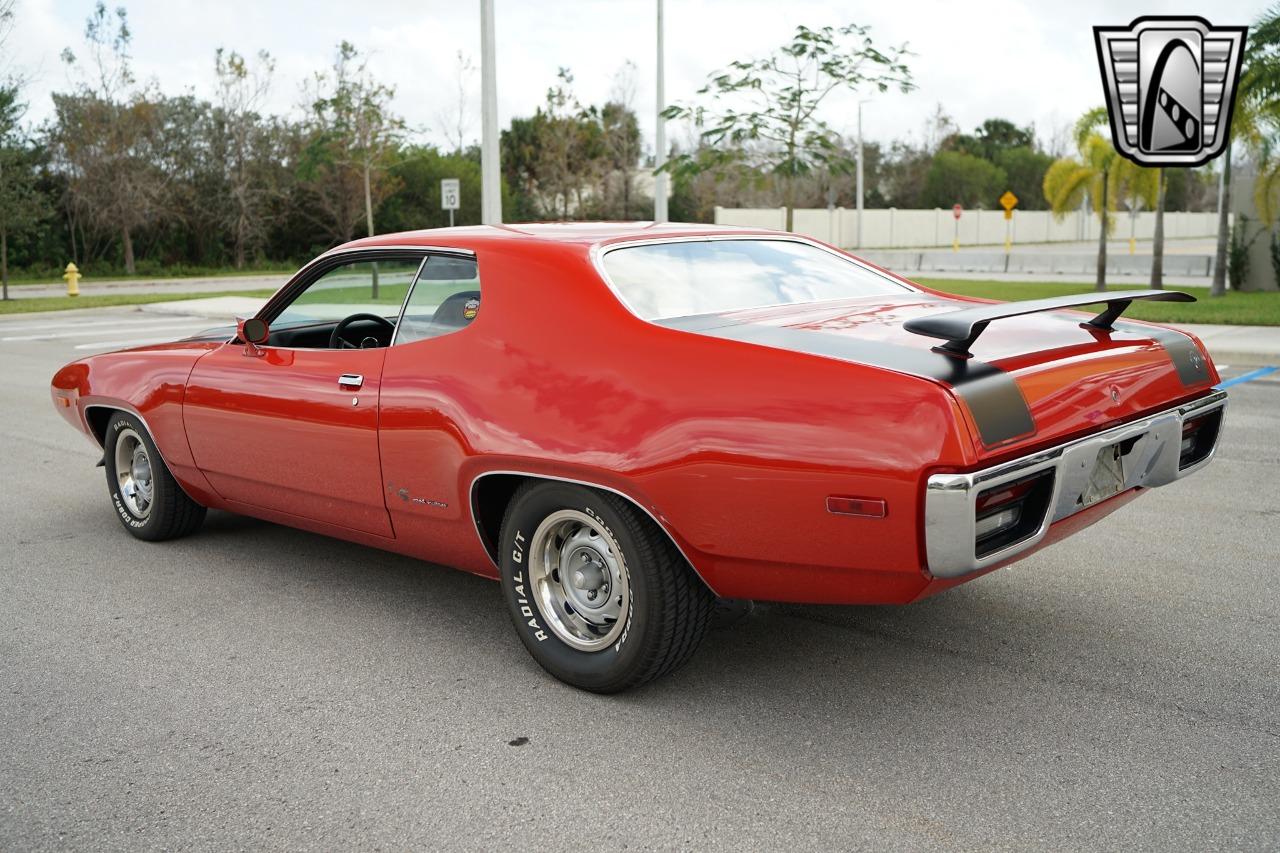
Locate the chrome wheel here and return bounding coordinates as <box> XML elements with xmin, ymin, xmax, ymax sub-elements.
<box><xmin>528</xmin><ymin>509</ymin><xmax>630</xmax><ymax>652</ymax></box>
<box><xmin>113</xmin><ymin>427</ymin><xmax>154</xmax><ymax>519</ymax></box>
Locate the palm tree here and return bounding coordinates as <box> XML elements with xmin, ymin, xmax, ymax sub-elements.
<box><xmin>1212</xmin><ymin>5</ymin><xmax>1280</xmax><ymax>296</ymax></box>
<box><xmin>1148</xmin><ymin>168</ymin><xmax>1167</xmax><ymax>289</ymax></box>
<box><xmin>1044</xmin><ymin>108</ymin><xmax>1156</xmax><ymax>291</ymax></box>
<box><xmin>1122</xmin><ymin>166</ymin><xmax>1161</xmax><ymax>287</ymax></box>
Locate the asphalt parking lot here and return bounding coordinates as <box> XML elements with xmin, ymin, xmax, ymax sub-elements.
<box><xmin>2</xmin><ymin>309</ymin><xmax>1277</xmax><ymax>851</ymax></box>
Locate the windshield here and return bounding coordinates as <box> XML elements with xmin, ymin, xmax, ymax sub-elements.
<box><xmin>601</xmin><ymin>239</ymin><xmax>911</xmax><ymax>320</ymax></box>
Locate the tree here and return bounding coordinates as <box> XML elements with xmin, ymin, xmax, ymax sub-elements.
<box><xmin>1212</xmin><ymin>5</ymin><xmax>1280</xmax><ymax>295</ymax></box>
<box><xmin>1149</xmin><ymin>169</ymin><xmax>1167</xmax><ymax>289</ymax></box>
<box><xmin>921</xmin><ymin>150</ymin><xmax>1006</xmax><ymax>208</ymax></box>
<box><xmin>598</xmin><ymin>61</ymin><xmax>643</xmax><ymax>219</ymax></box>
<box><xmin>986</xmin><ymin>147</ymin><xmax>1050</xmax><ymax>211</ymax></box>
<box><xmin>0</xmin><ymin>85</ymin><xmax>50</xmax><ymax>299</ymax></box>
<box><xmin>53</xmin><ymin>2</ymin><xmax>167</xmax><ymax>274</ymax></box>
<box><xmin>500</xmin><ymin>112</ymin><xmax>547</xmax><ymax>220</ymax></box>
<box><xmin>0</xmin><ymin>1</ymin><xmax>50</xmax><ymax>298</ymax></box>
<box><xmin>0</xmin><ymin>0</ymin><xmax>14</xmax><ymax>69</ymax></box>
<box><xmin>939</xmin><ymin>117</ymin><xmax>1054</xmax><ymax>211</ymax></box>
<box><xmin>1043</xmin><ymin>107</ymin><xmax>1155</xmax><ymax>291</ymax></box>
<box><xmin>378</xmin><ymin>145</ymin><xmax>490</xmax><ymax>231</ymax></box>
<box><xmin>1108</xmin><ymin>157</ymin><xmax>1161</xmax><ymax>282</ymax></box>
<box><xmin>214</xmin><ymin>48</ymin><xmax>275</xmax><ymax>268</ymax></box>
<box><xmin>946</xmin><ymin>117</ymin><xmax>1035</xmax><ymax>161</ymax></box>
<box><xmin>877</xmin><ymin>105</ymin><xmax>954</xmax><ymax>208</ymax></box>
<box><xmin>435</xmin><ymin>51</ymin><xmax>476</xmax><ymax>155</ymax></box>
<box><xmin>499</xmin><ymin>69</ymin><xmax>606</xmax><ymax>220</ymax></box>
<box><xmin>662</xmin><ymin>23</ymin><xmax>913</xmax><ymax>230</ymax></box>
<box><xmin>300</xmin><ymin>41</ymin><xmax>405</xmax><ymax>248</ymax></box>
<box><xmin>539</xmin><ymin>69</ymin><xmax>603</xmax><ymax>218</ymax></box>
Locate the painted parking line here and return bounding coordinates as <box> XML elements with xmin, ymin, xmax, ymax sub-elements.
<box><xmin>0</xmin><ymin>316</ymin><xmax>204</xmax><ymax>333</ymax></box>
<box><xmin>2</xmin><ymin>321</ymin><xmax>215</xmax><ymax>342</ymax></box>
<box><xmin>72</xmin><ymin>332</ymin><xmax>226</xmax><ymax>350</ymax></box>
<box><xmin>1217</xmin><ymin>366</ymin><xmax>1279</xmax><ymax>389</ymax></box>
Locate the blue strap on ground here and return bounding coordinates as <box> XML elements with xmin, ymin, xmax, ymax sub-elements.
<box><xmin>1216</xmin><ymin>366</ymin><xmax>1279</xmax><ymax>389</ymax></box>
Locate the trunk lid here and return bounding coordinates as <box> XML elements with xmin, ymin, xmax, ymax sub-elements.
<box><xmin>667</xmin><ymin>292</ymin><xmax>1218</xmax><ymax>462</ymax></box>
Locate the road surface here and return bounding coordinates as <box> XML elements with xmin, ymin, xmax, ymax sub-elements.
<box><xmin>1</xmin><ymin>311</ymin><xmax>1276</xmax><ymax>851</ymax></box>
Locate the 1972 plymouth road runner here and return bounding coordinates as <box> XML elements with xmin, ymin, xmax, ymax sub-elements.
<box><xmin>51</xmin><ymin>223</ymin><xmax>1227</xmax><ymax>692</ymax></box>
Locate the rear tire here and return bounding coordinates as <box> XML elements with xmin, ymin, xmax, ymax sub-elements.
<box><xmin>498</xmin><ymin>481</ymin><xmax>713</xmax><ymax>693</ymax></box>
<box><xmin>103</xmin><ymin>411</ymin><xmax>206</xmax><ymax>541</ymax></box>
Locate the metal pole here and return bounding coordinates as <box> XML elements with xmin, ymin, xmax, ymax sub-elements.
<box><xmin>855</xmin><ymin>101</ymin><xmax>864</xmax><ymax>249</ymax></box>
<box><xmin>480</xmin><ymin>0</ymin><xmax>502</xmax><ymax>225</ymax></box>
<box><xmin>653</xmin><ymin>0</ymin><xmax>669</xmax><ymax>223</ymax></box>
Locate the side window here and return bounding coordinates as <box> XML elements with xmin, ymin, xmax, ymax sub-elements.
<box><xmin>394</xmin><ymin>255</ymin><xmax>482</xmax><ymax>345</ymax></box>
<box><xmin>275</xmin><ymin>258</ymin><xmax>423</xmax><ymax>328</ymax></box>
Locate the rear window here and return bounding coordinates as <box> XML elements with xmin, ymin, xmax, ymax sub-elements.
<box><xmin>600</xmin><ymin>239</ymin><xmax>910</xmax><ymax>320</ymax></box>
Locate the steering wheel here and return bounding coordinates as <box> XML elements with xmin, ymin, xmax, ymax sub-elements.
<box><xmin>329</xmin><ymin>313</ymin><xmax>395</xmax><ymax>349</ymax></box>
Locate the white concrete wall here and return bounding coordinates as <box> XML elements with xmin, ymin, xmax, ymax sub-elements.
<box><xmin>713</xmin><ymin>206</ymin><xmax>1224</xmax><ymax>249</ymax></box>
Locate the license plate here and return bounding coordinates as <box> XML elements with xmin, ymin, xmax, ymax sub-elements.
<box><xmin>1081</xmin><ymin>442</ymin><xmax>1126</xmax><ymax>507</ymax></box>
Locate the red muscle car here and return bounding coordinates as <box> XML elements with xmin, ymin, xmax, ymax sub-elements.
<box><xmin>51</xmin><ymin>224</ymin><xmax>1227</xmax><ymax>692</ymax></box>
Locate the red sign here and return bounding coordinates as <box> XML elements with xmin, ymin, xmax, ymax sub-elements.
<box><xmin>952</xmin><ymin>203</ymin><xmax>963</xmax><ymax>220</ymax></box>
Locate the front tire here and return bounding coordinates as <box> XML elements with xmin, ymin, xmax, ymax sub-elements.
<box><xmin>499</xmin><ymin>481</ymin><xmax>713</xmax><ymax>693</ymax></box>
<box><xmin>103</xmin><ymin>411</ymin><xmax>206</xmax><ymax>541</ymax></box>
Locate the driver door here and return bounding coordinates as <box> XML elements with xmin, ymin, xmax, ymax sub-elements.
<box><xmin>182</xmin><ymin>251</ymin><xmax>427</xmax><ymax>537</ymax></box>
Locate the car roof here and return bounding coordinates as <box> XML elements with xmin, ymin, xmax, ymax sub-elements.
<box><xmin>337</xmin><ymin>221</ymin><xmax>776</xmax><ymax>254</ymax></box>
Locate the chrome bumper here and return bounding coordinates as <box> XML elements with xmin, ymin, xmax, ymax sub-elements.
<box><xmin>924</xmin><ymin>390</ymin><xmax>1227</xmax><ymax>578</ymax></box>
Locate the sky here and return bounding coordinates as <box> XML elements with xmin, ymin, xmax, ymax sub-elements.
<box><xmin>6</xmin><ymin>0</ymin><xmax>1269</xmax><ymax>155</ymax></box>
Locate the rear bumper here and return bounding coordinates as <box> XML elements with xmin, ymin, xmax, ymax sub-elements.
<box><xmin>924</xmin><ymin>390</ymin><xmax>1227</xmax><ymax>578</ymax></box>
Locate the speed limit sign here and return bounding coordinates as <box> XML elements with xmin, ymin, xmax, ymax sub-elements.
<box><xmin>441</xmin><ymin>178</ymin><xmax>460</xmax><ymax>211</ymax></box>
<box><xmin>441</xmin><ymin>178</ymin><xmax>460</xmax><ymax>226</ymax></box>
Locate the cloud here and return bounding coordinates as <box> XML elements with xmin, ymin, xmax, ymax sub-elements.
<box><xmin>8</xmin><ymin>0</ymin><xmax>1264</xmax><ymax>154</ymax></box>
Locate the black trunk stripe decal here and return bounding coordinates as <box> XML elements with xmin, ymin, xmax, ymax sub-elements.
<box><xmin>672</xmin><ymin>321</ymin><xmax>1036</xmax><ymax>447</ymax></box>
<box><xmin>1139</xmin><ymin>326</ymin><xmax>1211</xmax><ymax>386</ymax></box>
<box><xmin>664</xmin><ymin>310</ymin><xmax>1206</xmax><ymax>446</ymax></box>
<box><xmin>954</xmin><ymin>371</ymin><xmax>1038</xmax><ymax>447</ymax></box>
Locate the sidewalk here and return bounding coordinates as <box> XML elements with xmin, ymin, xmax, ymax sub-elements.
<box><xmin>139</xmin><ymin>295</ymin><xmax>269</xmax><ymax>319</ymax></box>
<box><xmin>1178</xmin><ymin>324</ymin><xmax>1280</xmax><ymax>368</ymax></box>
<box><xmin>8</xmin><ymin>273</ymin><xmax>290</xmax><ymax>299</ymax></box>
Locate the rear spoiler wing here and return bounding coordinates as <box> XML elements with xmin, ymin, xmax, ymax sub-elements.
<box><xmin>904</xmin><ymin>289</ymin><xmax>1196</xmax><ymax>356</ymax></box>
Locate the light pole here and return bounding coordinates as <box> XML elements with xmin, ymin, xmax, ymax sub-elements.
<box><xmin>654</xmin><ymin>0</ymin><xmax>668</xmax><ymax>223</ymax></box>
<box><xmin>855</xmin><ymin>100</ymin><xmax>870</xmax><ymax>249</ymax></box>
<box><xmin>480</xmin><ymin>0</ymin><xmax>502</xmax><ymax>225</ymax></box>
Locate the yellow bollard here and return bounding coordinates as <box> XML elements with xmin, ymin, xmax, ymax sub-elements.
<box><xmin>63</xmin><ymin>262</ymin><xmax>81</xmax><ymax>297</ymax></box>
<box><xmin>1129</xmin><ymin>236</ymin><xmax>1136</xmax><ymax>255</ymax></box>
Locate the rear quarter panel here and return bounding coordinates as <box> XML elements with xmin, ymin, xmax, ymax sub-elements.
<box><xmin>392</xmin><ymin>241</ymin><xmax>977</xmax><ymax>603</ymax></box>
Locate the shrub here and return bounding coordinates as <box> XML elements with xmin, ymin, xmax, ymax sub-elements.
<box><xmin>1272</xmin><ymin>228</ymin><xmax>1280</xmax><ymax>291</ymax></box>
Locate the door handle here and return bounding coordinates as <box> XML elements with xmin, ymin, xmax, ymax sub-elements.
<box><xmin>338</xmin><ymin>374</ymin><xmax>364</xmax><ymax>389</ymax></box>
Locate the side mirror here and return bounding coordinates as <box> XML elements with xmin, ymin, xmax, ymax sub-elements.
<box><xmin>238</xmin><ymin>316</ymin><xmax>270</xmax><ymax>345</ymax></box>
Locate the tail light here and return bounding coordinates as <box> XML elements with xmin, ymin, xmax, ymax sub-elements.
<box><xmin>973</xmin><ymin>469</ymin><xmax>1056</xmax><ymax>558</ymax></box>
<box><xmin>1179</xmin><ymin>409</ymin><xmax>1223</xmax><ymax>470</ymax></box>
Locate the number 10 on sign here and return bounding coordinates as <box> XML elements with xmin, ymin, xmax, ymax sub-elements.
<box><xmin>441</xmin><ymin>178</ymin><xmax>461</xmax><ymax>227</ymax></box>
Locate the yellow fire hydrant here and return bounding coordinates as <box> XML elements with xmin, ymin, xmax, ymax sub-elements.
<box><xmin>63</xmin><ymin>262</ymin><xmax>81</xmax><ymax>297</ymax></box>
